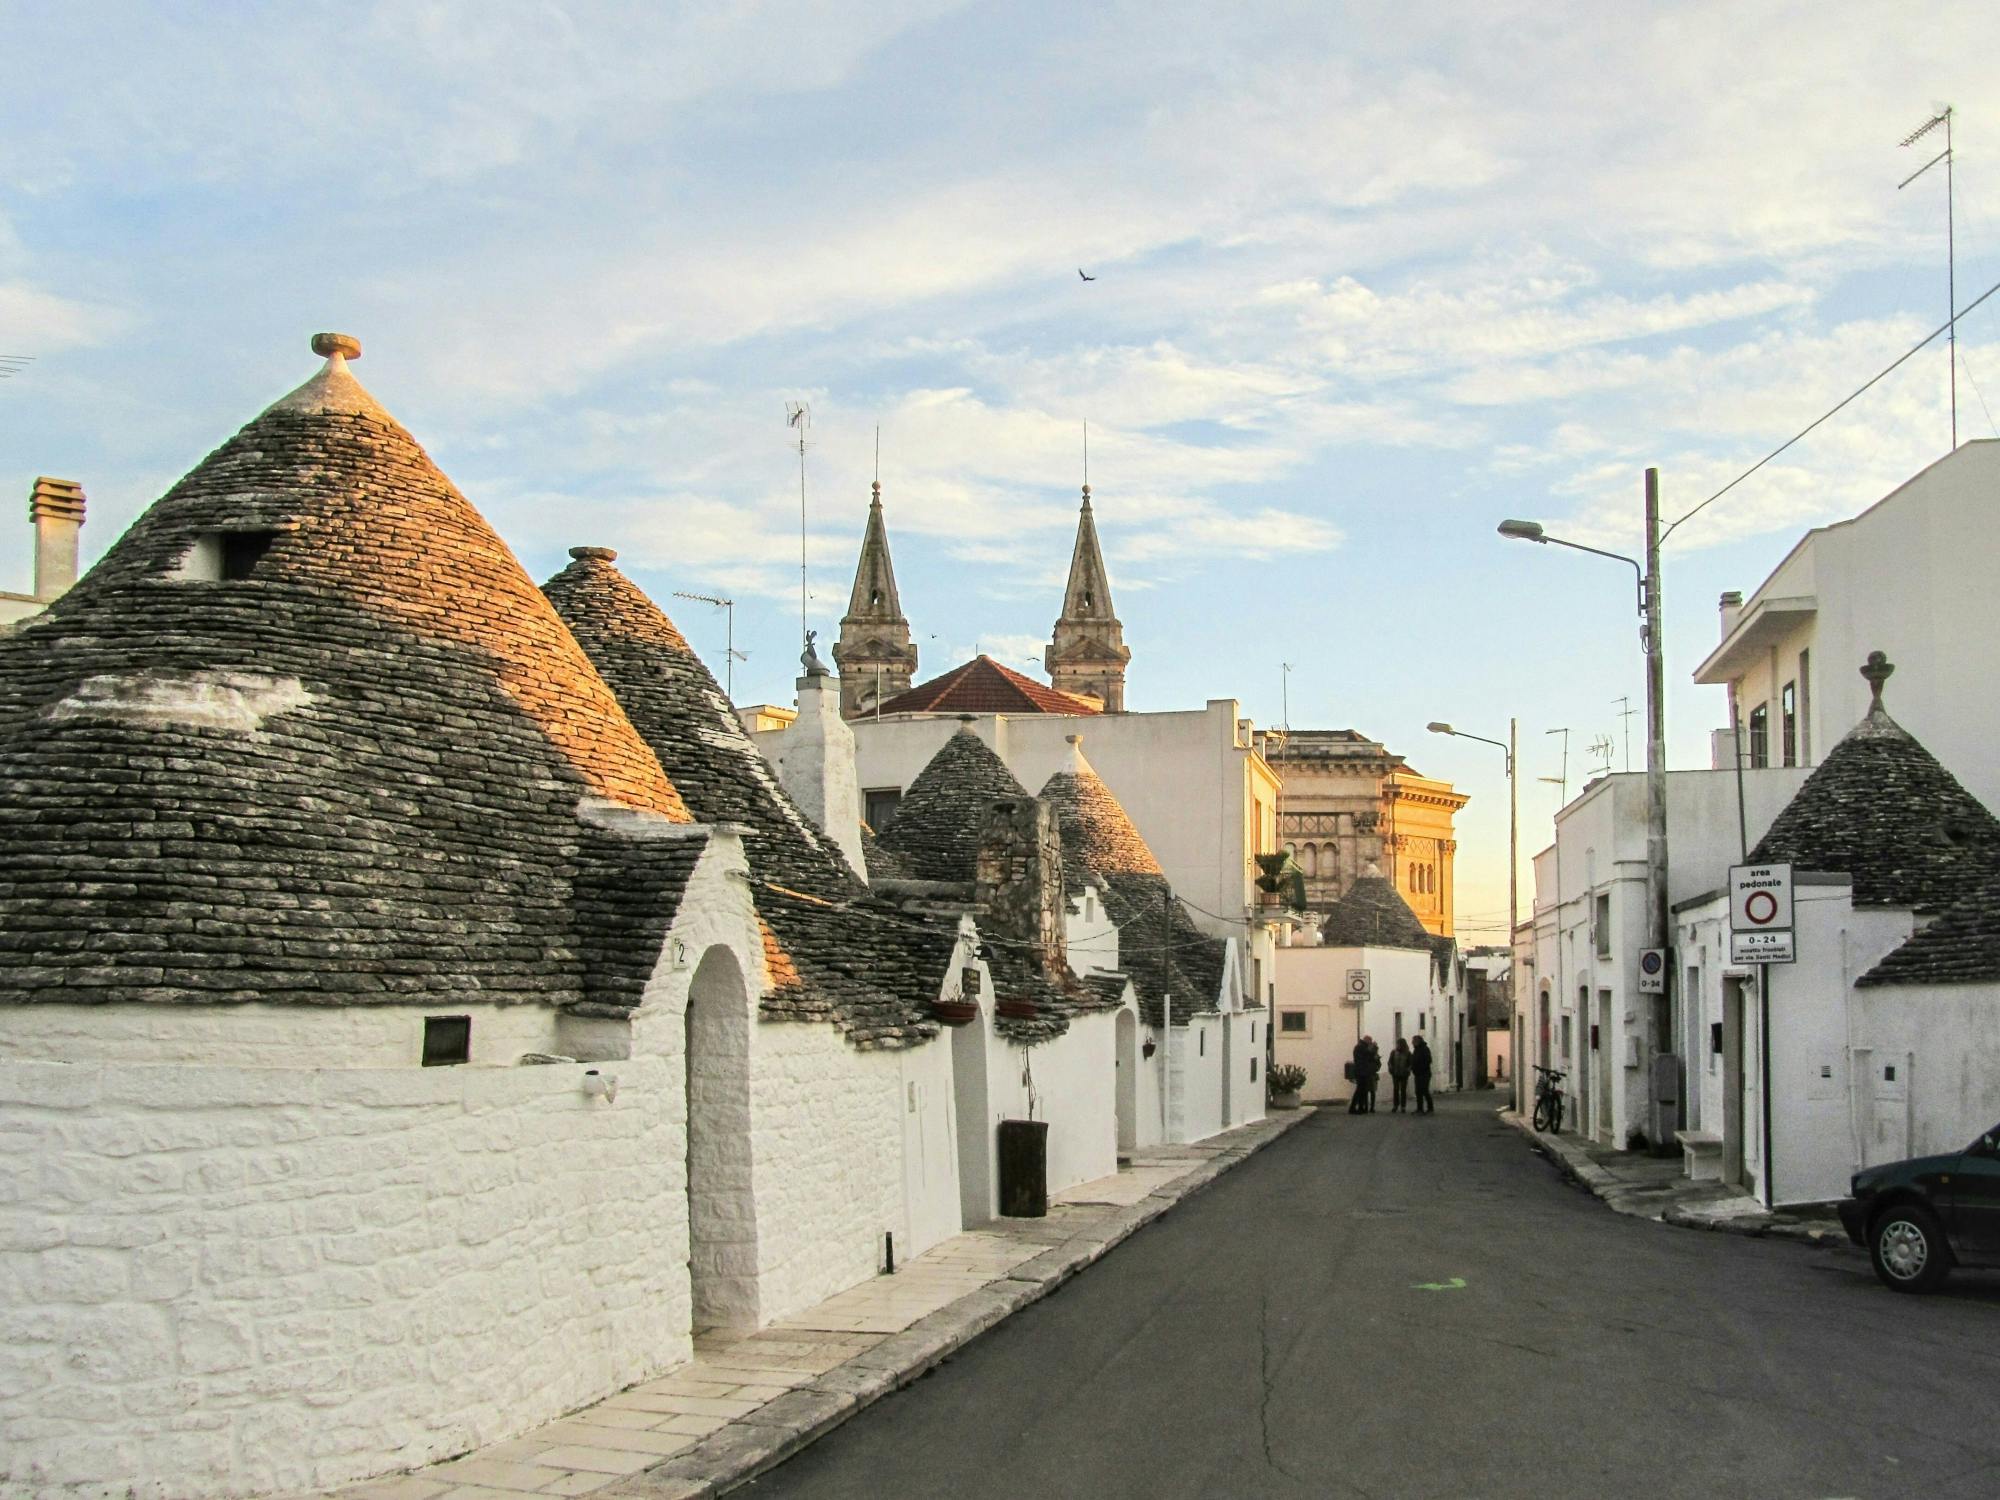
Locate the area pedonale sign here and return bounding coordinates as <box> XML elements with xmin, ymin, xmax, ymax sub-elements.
<box><xmin>1728</xmin><ymin>862</ymin><xmax>1795</xmax><ymax>964</ymax></box>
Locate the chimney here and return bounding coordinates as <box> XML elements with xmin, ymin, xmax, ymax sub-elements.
<box><xmin>1718</xmin><ymin>590</ymin><xmax>1744</xmax><ymax>641</ymax></box>
<box><xmin>771</xmin><ymin>659</ymin><xmax>867</xmax><ymax>881</ymax></box>
<box><xmin>975</xmin><ymin>795</ymin><xmax>1069</xmax><ymax>979</ymax></box>
<box><xmin>29</xmin><ymin>477</ymin><xmax>85</xmax><ymax>602</ymax></box>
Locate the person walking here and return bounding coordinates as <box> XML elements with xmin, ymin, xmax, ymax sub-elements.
<box><xmin>1411</xmin><ymin>1034</ymin><xmax>1434</xmax><ymax>1114</ymax></box>
<box><xmin>1388</xmin><ymin>1037</ymin><xmax>1412</xmax><ymax>1112</ymax></box>
<box><xmin>1348</xmin><ymin>1037</ymin><xmax>1371</xmax><ymax>1114</ymax></box>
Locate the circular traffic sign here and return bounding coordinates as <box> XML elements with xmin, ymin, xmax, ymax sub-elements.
<box><xmin>1640</xmin><ymin>950</ymin><xmax>1664</xmax><ymax>976</ymax></box>
<box><xmin>1745</xmin><ymin>890</ymin><xmax>1779</xmax><ymax>925</ymax></box>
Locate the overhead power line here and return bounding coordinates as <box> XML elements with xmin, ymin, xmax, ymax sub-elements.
<box><xmin>1663</xmin><ymin>273</ymin><xmax>2000</xmax><ymax>542</ymax></box>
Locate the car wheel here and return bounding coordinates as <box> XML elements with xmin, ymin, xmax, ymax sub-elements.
<box><xmin>1870</xmin><ymin>1203</ymin><xmax>1952</xmax><ymax>1293</ymax></box>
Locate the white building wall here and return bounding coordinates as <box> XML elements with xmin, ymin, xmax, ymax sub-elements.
<box><xmin>746</xmin><ymin>1020</ymin><xmax>906</xmax><ymax>1320</ymax></box>
<box><xmin>1698</xmin><ymin>441</ymin><xmax>2000</xmax><ymax>811</ymax></box>
<box><xmin>1856</xmin><ymin>983</ymin><xmax>2000</xmax><ymax>1166</ymax></box>
<box><xmin>1174</xmin><ymin>1016</ymin><xmax>1226</xmax><ymax>1142</ymax></box>
<box><xmin>1272</xmin><ymin>944</ymin><xmax>1433</xmax><ymax>1102</ymax></box>
<box><xmin>0</xmin><ymin>1056</ymin><xmax>690</xmax><ymax>1499</ymax></box>
<box><xmin>770</xmin><ymin>700</ymin><xmax>1278</xmax><ymax>951</ymax></box>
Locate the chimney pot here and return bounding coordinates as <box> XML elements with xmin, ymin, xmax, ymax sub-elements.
<box><xmin>28</xmin><ymin>476</ymin><xmax>85</xmax><ymax>602</ymax></box>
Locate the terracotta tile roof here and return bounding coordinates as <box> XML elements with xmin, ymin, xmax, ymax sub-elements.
<box><xmin>1748</xmin><ymin>697</ymin><xmax>2000</xmax><ymax>915</ymax></box>
<box><xmin>874</xmin><ymin>655</ymin><xmax>1101</xmax><ymax>717</ymax></box>
<box><xmin>543</xmin><ymin>548</ymin><xmax>955</xmax><ymax>1048</ymax></box>
<box><xmin>0</xmin><ymin>341</ymin><xmax>698</xmax><ymax>1012</ymax></box>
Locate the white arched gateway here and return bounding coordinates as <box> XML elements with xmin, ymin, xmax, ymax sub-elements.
<box><xmin>684</xmin><ymin>943</ymin><xmax>759</xmax><ymax>1332</ymax></box>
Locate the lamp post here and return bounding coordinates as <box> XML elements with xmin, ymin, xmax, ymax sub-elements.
<box><xmin>1500</xmin><ymin>469</ymin><xmax>1671</xmax><ymax>1145</ymax></box>
<box><xmin>1427</xmin><ymin>718</ymin><xmax>1515</xmax><ymax>1092</ymax></box>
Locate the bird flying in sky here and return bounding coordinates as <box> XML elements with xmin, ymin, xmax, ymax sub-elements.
<box><xmin>1078</xmin><ymin>268</ymin><xmax>1096</xmax><ymax>281</ymax></box>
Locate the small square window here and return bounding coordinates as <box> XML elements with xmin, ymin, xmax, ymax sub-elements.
<box><xmin>1279</xmin><ymin>1010</ymin><xmax>1307</xmax><ymax>1033</ymax></box>
<box><xmin>221</xmin><ymin>531</ymin><xmax>275</xmax><ymax>579</ymax></box>
<box><xmin>423</xmin><ymin>1015</ymin><xmax>471</xmax><ymax>1067</ymax></box>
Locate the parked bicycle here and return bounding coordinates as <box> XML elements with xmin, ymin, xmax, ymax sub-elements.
<box><xmin>1532</xmin><ymin>1064</ymin><xmax>1567</xmax><ymax>1134</ymax></box>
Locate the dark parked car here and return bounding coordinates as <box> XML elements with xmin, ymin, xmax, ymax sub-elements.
<box><xmin>1838</xmin><ymin>1121</ymin><xmax>2000</xmax><ymax>1292</ymax></box>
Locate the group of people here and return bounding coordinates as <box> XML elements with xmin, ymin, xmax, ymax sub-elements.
<box><xmin>1347</xmin><ymin>1033</ymin><xmax>1434</xmax><ymax>1114</ymax></box>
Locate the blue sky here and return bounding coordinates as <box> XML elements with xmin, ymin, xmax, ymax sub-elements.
<box><xmin>4</xmin><ymin>1</ymin><xmax>1999</xmax><ymax>941</ymax></box>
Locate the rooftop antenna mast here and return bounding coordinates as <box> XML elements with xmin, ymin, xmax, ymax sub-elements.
<box><xmin>1613</xmin><ymin>695</ymin><xmax>1636</xmax><ymax>771</ymax></box>
<box><xmin>787</xmin><ymin>402</ymin><xmax>811</xmax><ymax>645</ymax></box>
<box><xmin>1900</xmin><ymin>105</ymin><xmax>1957</xmax><ymax>449</ymax></box>
<box><xmin>673</xmin><ymin>591</ymin><xmax>744</xmax><ymax>701</ymax></box>
<box><xmin>1280</xmin><ymin>662</ymin><xmax>1294</xmax><ymax>734</ymax></box>
<box><xmin>1542</xmin><ymin>727</ymin><xmax>1571</xmax><ymax>804</ymax></box>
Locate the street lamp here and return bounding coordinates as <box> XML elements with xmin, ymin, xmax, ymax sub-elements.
<box><xmin>1427</xmin><ymin>719</ymin><xmax>1516</xmax><ymax>1093</ymax></box>
<box><xmin>1499</xmin><ymin>469</ymin><xmax>1671</xmax><ymax>1147</ymax></box>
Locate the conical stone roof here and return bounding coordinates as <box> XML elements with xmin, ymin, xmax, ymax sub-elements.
<box><xmin>1039</xmin><ymin>739</ymin><xmax>1222</xmax><ymax>1025</ymax></box>
<box><xmin>544</xmin><ymin>547</ymin><xmax>952</xmax><ymax>1047</ymax></box>
<box><xmin>0</xmin><ymin>337</ymin><xmax>694</xmax><ymax>1010</ymax></box>
<box><xmin>875</xmin><ymin>724</ymin><xmax>1032</xmax><ymax>883</ymax></box>
<box><xmin>1320</xmin><ymin>871</ymin><xmax>1434</xmax><ymax>951</ymax></box>
<box><xmin>1749</xmin><ymin>658</ymin><xmax>2000</xmax><ymax>913</ymax></box>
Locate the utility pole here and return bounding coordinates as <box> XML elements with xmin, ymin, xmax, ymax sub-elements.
<box><xmin>1643</xmin><ymin>468</ymin><xmax>1673</xmax><ymax>1115</ymax></box>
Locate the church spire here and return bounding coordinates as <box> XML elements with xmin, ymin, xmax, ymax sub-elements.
<box><xmin>1046</xmin><ymin>481</ymin><xmax>1131</xmax><ymax>712</ymax></box>
<box><xmin>832</xmin><ymin>479</ymin><xmax>919</xmax><ymax>718</ymax></box>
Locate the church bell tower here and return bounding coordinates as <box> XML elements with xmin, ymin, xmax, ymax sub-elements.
<box><xmin>1045</xmin><ymin>484</ymin><xmax>1130</xmax><ymax>711</ymax></box>
<box><xmin>832</xmin><ymin>481</ymin><xmax>919</xmax><ymax>718</ymax></box>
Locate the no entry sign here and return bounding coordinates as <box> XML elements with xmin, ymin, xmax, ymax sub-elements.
<box><xmin>1728</xmin><ymin>863</ymin><xmax>1794</xmax><ymax>963</ymax></box>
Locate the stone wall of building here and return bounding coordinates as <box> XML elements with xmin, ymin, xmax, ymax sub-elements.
<box><xmin>0</xmin><ymin>1056</ymin><xmax>691</xmax><ymax>1499</ymax></box>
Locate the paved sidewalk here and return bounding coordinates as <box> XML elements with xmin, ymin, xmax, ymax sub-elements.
<box><xmin>328</xmin><ymin>1108</ymin><xmax>1312</xmax><ymax>1500</ymax></box>
<box><xmin>1500</xmin><ymin>1109</ymin><xmax>1845</xmax><ymax>1245</ymax></box>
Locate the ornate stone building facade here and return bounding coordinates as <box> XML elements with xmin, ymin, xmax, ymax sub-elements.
<box><xmin>1255</xmin><ymin>728</ymin><xmax>1468</xmax><ymax>938</ymax></box>
<box><xmin>834</xmin><ymin>481</ymin><xmax>1130</xmax><ymax>717</ymax></box>
<box><xmin>1045</xmin><ymin>485</ymin><xmax>1130</xmax><ymax>711</ymax></box>
<box><xmin>831</xmin><ymin>481</ymin><xmax>919</xmax><ymax>717</ymax></box>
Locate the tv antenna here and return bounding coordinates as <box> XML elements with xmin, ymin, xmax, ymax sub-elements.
<box><xmin>1900</xmin><ymin>105</ymin><xmax>1956</xmax><ymax>449</ymax></box>
<box><xmin>1280</xmin><ymin>662</ymin><xmax>1294</xmax><ymax>734</ymax></box>
<box><xmin>1585</xmin><ymin>734</ymin><xmax>1615</xmax><ymax>778</ymax></box>
<box><xmin>673</xmin><ymin>591</ymin><xmax>745</xmax><ymax>701</ymax></box>
<box><xmin>0</xmin><ymin>354</ymin><xmax>32</xmax><ymax>381</ymax></box>
<box><xmin>786</xmin><ymin>402</ymin><xmax>811</xmax><ymax>645</ymax></box>
<box><xmin>1613</xmin><ymin>695</ymin><xmax>1637</xmax><ymax>772</ymax></box>
<box><xmin>1542</xmin><ymin>727</ymin><xmax>1571</xmax><ymax>803</ymax></box>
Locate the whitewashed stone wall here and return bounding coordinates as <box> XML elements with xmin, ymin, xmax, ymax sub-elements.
<box><xmin>987</xmin><ymin>1011</ymin><xmax>1118</xmax><ymax>1197</ymax></box>
<box><xmin>0</xmin><ymin>1056</ymin><xmax>688</xmax><ymax>1499</ymax></box>
<box><xmin>748</xmin><ymin>1019</ymin><xmax>906</xmax><ymax>1320</ymax></box>
<box><xmin>0</xmin><ymin>1000</ymin><xmax>565</xmax><ymax>1068</ymax></box>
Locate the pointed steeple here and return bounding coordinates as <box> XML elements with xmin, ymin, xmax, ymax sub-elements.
<box><xmin>832</xmin><ymin>480</ymin><xmax>919</xmax><ymax>718</ymax></box>
<box><xmin>1046</xmin><ymin>483</ymin><xmax>1131</xmax><ymax>711</ymax></box>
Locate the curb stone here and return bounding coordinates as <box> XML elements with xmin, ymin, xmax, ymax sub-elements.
<box><xmin>1501</xmin><ymin>1109</ymin><xmax>1844</xmax><ymax>1247</ymax></box>
<box><xmin>597</xmin><ymin>1107</ymin><xmax>1314</xmax><ymax>1499</ymax></box>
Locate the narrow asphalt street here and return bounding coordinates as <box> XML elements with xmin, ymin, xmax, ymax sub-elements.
<box><xmin>741</xmin><ymin>1094</ymin><xmax>2000</xmax><ymax>1500</ymax></box>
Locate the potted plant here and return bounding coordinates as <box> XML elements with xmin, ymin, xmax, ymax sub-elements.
<box><xmin>1268</xmin><ymin>1063</ymin><xmax>1307</xmax><ymax>1109</ymax></box>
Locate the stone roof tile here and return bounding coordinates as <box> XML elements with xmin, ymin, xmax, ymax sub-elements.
<box><xmin>543</xmin><ymin>548</ymin><xmax>955</xmax><ymax>1047</ymax></box>
<box><xmin>0</xmin><ymin>338</ymin><xmax>693</xmax><ymax>1011</ymax></box>
<box><xmin>1319</xmin><ymin>873</ymin><xmax>1434</xmax><ymax>951</ymax></box>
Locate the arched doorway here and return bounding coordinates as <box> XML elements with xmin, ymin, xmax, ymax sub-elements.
<box><xmin>685</xmin><ymin>945</ymin><xmax>758</xmax><ymax>1332</ymax></box>
<box><xmin>951</xmin><ymin>1011</ymin><xmax>991</xmax><ymax>1227</ymax></box>
<box><xmin>1115</xmin><ymin>1009</ymin><xmax>1138</xmax><ymax>1152</ymax></box>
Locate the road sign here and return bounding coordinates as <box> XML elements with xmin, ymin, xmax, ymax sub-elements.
<box><xmin>1342</xmin><ymin>967</ymin><xmax>1371</xmax><ymax>1007</ymax></box>
<box><xmin>1728</xmin><ymin>862</ymin><xmax>1795</xmax><ymax>964</ymax></box>
<box><xmin>1731</xmin><ymin>929</ymin><xmax>1795</xmax><ymax>963</ymax></box>
<box><xmin>1637</xmin><ymin>947</ymin><xmax>1667</xmax><ymax>994</ymax></box>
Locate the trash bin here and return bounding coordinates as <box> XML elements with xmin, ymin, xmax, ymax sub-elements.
<box><xmin>997</xmin><ymin>1119</ymin><xmax>1049</xmax><ymax>1217</ymax></box>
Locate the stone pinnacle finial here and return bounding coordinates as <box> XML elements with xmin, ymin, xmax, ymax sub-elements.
<box><xmin>1861</xmin><ymin>650</ymin><xmax>1895</xmax><ymax>711</ymax></box>
<box><xmin>569</xmin><ymin>546</ymin><xmax>617</xmax><ymax>563</ymax></box>
<box><xmin>1080</xmin><ymin>483</ymin><xmax>1092</xmax><ymax>505</ymax></box>
<box><xmin>1066</xmin><ymin>733</ymin><xmax>1082</xmax><ymax>746</ymax></box>
<box><xmin>871</xmin><ymin>480</ymin><xmax>882</xmax><ymax>504</ymax></box>
<box><xmin>955</xmin><ymin>713</ymin><xmax>978</xmax><ymax>732</ymax></box>
<box><xmin>311</xmin><ymin>332</ymin><xmax>361</xmax><ymax>362</ymax></box>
